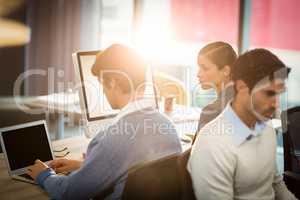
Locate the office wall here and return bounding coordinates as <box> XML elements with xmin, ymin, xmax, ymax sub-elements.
<box><xmin>25</xmin><ymin>0</ymin><xmax>101</xmax><ymax>96</ymax></box>
<box><xmin>0</xmin><ymin>5</ymin><xmax>26</xmax><ymax>96</ymax></box>
<box><xmin>0</xmin><ymin>4</ymin><xmax>46</xmax><ymax>153</ymax></box>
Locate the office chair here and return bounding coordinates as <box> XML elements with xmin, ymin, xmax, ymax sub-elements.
<box><xmin>122</xmin><ymin>149</ymin><xmax>196</xmax><ymax>200</ymax></box>
<box><xmin>93</xmin><ymin>186</ymin><xmax>115</xmax><ymax>200</ymax></box>
<box><xmin>281</xmin><ymin>106</ymin><xmax>300</xmax><ymax>198</ymax></box>
<box><xmin>178</xmin><ymin>148</ymin><xmax>196</xmax><ymax>200</ymax></box>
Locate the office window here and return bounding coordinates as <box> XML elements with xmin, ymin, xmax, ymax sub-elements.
<box><xmin>250</xmin><ymin>0</ymin><xmax>300</xmax><ymax>108</ymax></box>
<box><xmin>133</xmin><ymin>0</ymin><xmax>240</xmax><ymax>107</ymax></box>
<box><xmin>171</xmin><ymin>0</ymin><xmax>239</xmax><ymax>44</ymax></box>
<box><xmin>100</xmin><ymin>0</ymin><xmax>240</xmax><ymax>107</ymax></box>
<box><xmin>101</xmin><ymin>0</ymin><xmax>134</xmax><ymax>48</ymax></box>
<box><xmin>170</xmin><ymin>0</ymin><xmax>240</xmax><ymax>107</ymax></box>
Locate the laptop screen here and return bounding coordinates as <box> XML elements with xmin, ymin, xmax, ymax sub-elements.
<box><xmin>1</xmin><ymin>124</ymin><xmax>53</xmax><ymax>170</ymax></box>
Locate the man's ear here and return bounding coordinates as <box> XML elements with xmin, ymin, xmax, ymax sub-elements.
<box><xmin>104</xmin><ymin>78</ymin><xmax>116</xmax><ymax>90</ymax></box>
<box><xmin>235</xmin><ymin>80</ymin><xmax>249</xmax><ymax>93</ymax></box>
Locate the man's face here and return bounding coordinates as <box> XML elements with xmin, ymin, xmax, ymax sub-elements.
<box><xmin>99</xmin><ymin>78</ymin><xmax>118</xmax><ymax>109</ymax></box>
<box><xmin>250</xmin><ymin>79</ymin><xmax>286</xmax><ymax>121</ymax></box>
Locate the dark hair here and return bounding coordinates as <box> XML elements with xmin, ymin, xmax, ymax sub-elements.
<box><xmin>232</xmin><ymin>48</ymin><xmax>290</xmax><ymax>91</ymax></box>
<box><xmin>91</xmin><ymin>44</ymin><xmax>147</xmax><ymax>93</ymax></box>
<box><xmin>198</xmin><ymin>41</ymin><xmax>237</xmax><ymax>71</ymax></box>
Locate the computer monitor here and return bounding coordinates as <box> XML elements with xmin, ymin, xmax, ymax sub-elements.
<box><xmin>72</xmin><ymin>50</ymin><xmax>158</xmax><ymax>123</ymax></box>
<box><xmin>73</xmin><ymin>51</ymin><xmax>118</xmax><ymax>121</ymax></box>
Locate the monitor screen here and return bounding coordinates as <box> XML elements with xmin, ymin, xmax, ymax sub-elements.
<box><xmin>2</xmin><ymin>124</ymin><xmax>53</xmax><ymax>170</ymax></box>
<box><xmin>77</xmin><ymin>52</ymin><xmax>119</xmax><ymax>121</ymax></box>
<box><xmin>76</xmin><ymin>51</ymin><xmax>157</xmax><ymax>121</ymax></box>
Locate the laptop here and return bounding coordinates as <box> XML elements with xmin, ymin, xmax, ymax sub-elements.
<box><xmin>72</xmin><ymin>50</ymin><xmax>158</xmax><ymax>138</ymax></box>
<box><xmin>0</xmin><ymin>120</ymin><xmax>54</xmax><ymax>184</ymax></box>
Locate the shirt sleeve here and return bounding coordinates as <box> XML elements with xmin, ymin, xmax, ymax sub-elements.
<box><xmin>188</xmin><ymin>139</ymin><xmax>236</xmax><ymax>200</ymax></box>
<box><xmin>36</xmin><ymin>168</ymin><xmax>56</xmax><ymax>188</ymax></box>
<box><xmin>39</xmin><ymin>133</ymin><xmax>127</xmax><ymax>200</ymax></box>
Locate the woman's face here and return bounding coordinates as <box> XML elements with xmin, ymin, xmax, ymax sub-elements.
<box><xmin>197</xmin><ymin>55</ymin><xmax>226</xmax><ymax>90</ymax></box>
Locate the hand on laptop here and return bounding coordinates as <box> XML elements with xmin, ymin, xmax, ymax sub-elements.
<box><xmin>27</xmin><ymin>159</ymin><xmax>48</xmax><ymax>180</ymax></box>
<box><xmin>49</xmin><ymin>159</ymin><xmax>82</xmax><ymax>173</ymax></box>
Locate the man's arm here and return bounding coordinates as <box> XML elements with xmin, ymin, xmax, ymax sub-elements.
<box><xmin>49</xmin><ymin>159</ymin><xmax>83</xmax><ymax>173</ymax></box>
<box><xmin>273</xmin><ymin>169</ymin><xmax>298</xmax><ymax>200</ymax></box>
<box><xmin>188</xmin><ymin>140</ymin><xmax>236</xmax><ymax>200</ymax></box>
<box><xmin>37</xmin><ymin>133</ymin><xmax>126</xmax><ymax>200</ymax></box>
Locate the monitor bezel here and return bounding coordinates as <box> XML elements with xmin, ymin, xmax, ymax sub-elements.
<box><xmin>73</xmin><ymin>50</ymin><xmax>159</xmax><ymax>122</ymax></box>
<box><xmin>73</xmin><ymin>51</ymin><xmax>118</xmax><ymax>122</ymax></box>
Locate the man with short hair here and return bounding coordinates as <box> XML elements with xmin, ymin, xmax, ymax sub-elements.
<box><xmin>188</xmin><ymin>49</ymin><xmax>297</xmax><ymax>199</ymax></box>
<box><xmin>27</xmin><ymin>44</ymin><xmax>181</xmax><ymax>200</ymax></box>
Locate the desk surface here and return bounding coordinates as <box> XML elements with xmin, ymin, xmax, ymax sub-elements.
<box><xmin>25</xmin><ymin>93</ymin><xmax>81</xmax><ymax>114</ymax></box>
<box><xmin>0</xmin><ymin>136</ymin><xmax>90</xmax><ymax>200</ymax></box>
<box><xmin>27</xmin><ymin>93</ymin><xmax>201</xmax><ymax>120</ymax></box>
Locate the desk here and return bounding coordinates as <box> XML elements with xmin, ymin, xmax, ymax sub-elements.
<box><xmin>0</xmin><ymin>136</ymin><xmax>90</xmax><ymax>200</ymax></box>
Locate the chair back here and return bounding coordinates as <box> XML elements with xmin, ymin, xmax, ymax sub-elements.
<box><xmin>178</xmin><ymin>148</ymin><xmax>196</xmax><ymax>200</ymax></box>
<box><xmin>122</xmin><ymin>154</ymin><xmax>181</xmax><ymax>200</ymax></box>
<box><xmin>281</xmin><ymin>107</ymin><xmax>300</xmax><ymax>173</ymax></box>
<box><xmin>122</xmin><ymin>150</ymin><xmax>196</xmax><ymax>200</ymax></box>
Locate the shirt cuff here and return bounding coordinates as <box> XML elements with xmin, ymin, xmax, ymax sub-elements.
<box><xmin>36</xmin><ymin>168</ymin><xmax>56</xmax><ymax>188</ymax></box>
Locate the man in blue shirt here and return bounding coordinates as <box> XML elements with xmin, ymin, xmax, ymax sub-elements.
<box><xmin>27</xmin><ymin>44</ymin><xmax>182</xmax><ymax>200</ymax></box>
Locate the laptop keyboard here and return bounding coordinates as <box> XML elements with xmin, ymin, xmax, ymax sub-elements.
<box><xmin>19</xmin><ymin>173</ymin><xmax>34</xmax><ymax>180</ymax></box>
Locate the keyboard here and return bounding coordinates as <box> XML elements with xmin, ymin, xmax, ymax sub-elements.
<box><xmin>19</xmin><ymin>173</ymin><xmax>34</xmax><ymax>181</ymax></box>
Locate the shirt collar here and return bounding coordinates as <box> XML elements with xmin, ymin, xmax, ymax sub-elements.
<box><xmin>223</xmin><ymin>102</ymin><xmax>267</xmax><ymax>146</ymax></box>
<box><xmin>113</xmin><ymin>98</ymin><xmax>155</xmax><ymax>123</ymax></box>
